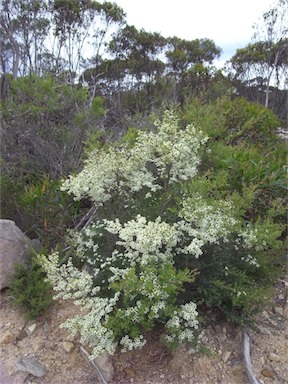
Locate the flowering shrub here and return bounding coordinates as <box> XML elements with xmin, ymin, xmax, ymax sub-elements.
<box><xmin>61</xmin><ymin>111</ymin><xmax>208</xmax><ymax>205</ymax></box>
<box><xmin>40</xmin><ymin>111</ymin><xmax>283</xmax><ymax>358</ymax></box>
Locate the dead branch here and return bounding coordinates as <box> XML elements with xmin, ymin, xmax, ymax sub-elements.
<box><xmin>243</xmin><ymin>329</ymin><xmax>260</xmax><ymax>384</ymax></box>
<box><xmin>79</xmin><ymin>345</ymin><xmax>108</xmax><ymax>384</ymax></box>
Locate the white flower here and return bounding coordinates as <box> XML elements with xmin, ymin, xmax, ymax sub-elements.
<box><xmin>61</xmin><ymin>111</ymin><xmax>208</xmax><ymax>208</ymax></box>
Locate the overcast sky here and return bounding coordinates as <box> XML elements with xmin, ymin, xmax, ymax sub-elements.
<box><xmin>113</xmin><ymin>0</ymin><xmax>275</xmax><ymax>67</ymax></box>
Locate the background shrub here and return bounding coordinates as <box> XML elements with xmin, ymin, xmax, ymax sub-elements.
<box><xmin>0</xmin><ymin>175</ymin><xmax>84</xmax><ymax>248</ymax></box>
<box><xmin>8</xmin><ymin>253</ymin><xmax>53</xmax><ymax>320</ymax></box>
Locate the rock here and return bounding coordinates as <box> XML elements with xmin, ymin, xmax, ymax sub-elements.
<box><xmin>0</xmin><ymin>361</ymin><xmax>28</xmax><ymax>384</ymax></box>
<box><xmin>124</xmin><ymin>368</ymin><xmax>135</xmax><ymax>378</ymax></box>
<box><xmin>15</xmin><ymin>329</ymin><xmax>28</xmax><ymax>342</ymax></box>
<box><xmin>222</xmin><ymin>351</ymin><xmax>232</xmax><ymax>363</ymax></box>
<box><xmin>0</xmin><ymin>329</ymin><xmax>14</xmax><ymax>344</ymax></box>
<box><xmin>27</xmin><ymin>323</ymin><xmax>37</xmax><ymax>334</ymax></box>
<box><xmin>274</xmin><ymin>306</ymin><xmax>284</xmax><ymax>316</ymax></box>
<box><xmin>0</xmin><ymin>220</ymin><xmax>38</xmax><ymax>290</ymax></box>
<box><xmin>14</xmin><ymin>357</ymin><xmax>46</xmax><ymax>378</ymax></box>
<box><xmin>268</xmin><ymin>352</ymin><xmax>280</xmax><ymax>362</ymax></box>
<box><xmin>259</xmin><ymin>356</ymin><xmax>265</xmax><ymax>366</ymax></box>
<box><xmin>63</xmin><ymin>341</ymin><xmax>74</xmax><ymax>353</ymax></box>
<box><xmin>261</xmin><ymin>368</ymin><xmax>274</xmax><ymax>378</ymax></box>
<box><xmin>93</xmin><ymin>351</ymin><xmax>114</xmax><ymax>382</ymax></box>
<box><xmin>66</xmin><ymin>334</ymin><xmax>75</xmax><ymax>342</ymax></box>
<box><xmin>262</xmin><ymin>310</ymin><xmax>271</xmax><ymax>319</ymax></box>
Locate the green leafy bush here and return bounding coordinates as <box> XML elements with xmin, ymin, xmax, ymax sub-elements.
<box><xmin>1</xmin><ymin>75</ymin><xmax>105</xmax><ymax>178</ymax></box>
<box><xmin>0</xmin><ymin>175</ymin><xmax>83</xmax><ymax>248</ymax></box>
<box><xmin>8</xmin><ymin>255</ymin><xmax>53</xmax><ymax>320</ymax></box>
<box><xmin>220</xmin><ymin>97</ymin><xmax>280</xmax><ymax>145</ymax></box>
<box><xmin>203</xmin><ymin>141</ymin><xmax>287</xmax><ymax>223</ymax></box>
<box><xmin>181</xmin><ymin>96</ymin><xmax>281</xmax><ymax>146</ymax></box>
<box><xmin>39</xmin><ymin>111</ymin><xmax>284</xmax><ymax>358</ymax></box>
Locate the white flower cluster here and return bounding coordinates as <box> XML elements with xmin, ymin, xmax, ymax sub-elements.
<box><xmin>61</xmin><ymin>111</ymin><xmax>208</xmax><ymax>206</ymax></box>
<box><xmin>120</xmin><ymin>334</ymin><xmax>146</xmax><ymax>352</ymax></box>
<box><xmin>138</xmin><ymin>269</ymin><xmax>169</xmax><ymax>300</ymax></box>
<box><xmin>241</xmin><ymin>254</ymin><xmax>260</xmax><ymax>268</ymax></box>
<box><xmin>61</xmin><ymin>293</ymin><xmax>120</xmax><ymax>359</ymax></box>
<box><xmin>177</xmin><ymin>196</ymin><xmax>237</xmax><ymax>257</ymax></box>
<box><xmin>239</xmin><ymin>226</ymin><xmax>259</xmax><ymax>249</ymax></box>
<box><xmin>123</xmin><ymin>300</ymin><xmax>143</xmax><ymax>322</ymax></box>
<box><xmin>38</xmin><ymin>252</ymin><xmax>97</xmax><ymax>300</ymax></box>
<box><xmin>67</xmin><ymin>224</ymin><xmax>101</xmax><ymax>262</ymax></box>
<box><xmin>38</xmin><ymin>252</ymin><xmax>120</xmax><ymax>358</ymax></box>
<box><xmin>61</xmin><ymin>146</ymin><xmax>125</xmax><ymax>204</ymax></box>
<box><xmin>239</xmin><ymin>225</ymin><xmax>268</xmax><ymax>251</ymax></box>
<box><xmin>165</xmin><ymin>301</ymin><xmax>199</xmax><ymax>344</ymax></box>
<box><xmin>104</xmin><ymin>215</ymin><xmax>179</xmax><ymax>266</ymax></box>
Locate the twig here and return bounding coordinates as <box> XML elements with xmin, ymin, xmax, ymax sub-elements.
<box><xmin>79</xmin><ymin>345</ymin><xmax>108</xmax><ymax>384</ymax></box>
<box><xmin>268</xmin><ymin>364</ymin><xmax>288</xmax><ymax>384</ymax></box>
<box><xmin>243</xmin><ymin>329</ymin><xmax>260</xmax><ymax>384</ymax></box>
<box><xmin>75</xmin><ymin>206</ymin><xmax>97</xmax><ymax>230</ymax></box>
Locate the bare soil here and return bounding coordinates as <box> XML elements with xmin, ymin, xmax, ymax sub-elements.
<box><xmin>0</xmin><ymin>277</ymin><xmax>287</xmax><ymax>384</ymax></box>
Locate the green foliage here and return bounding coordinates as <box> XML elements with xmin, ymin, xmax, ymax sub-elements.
<box><xmin>181</xmin><ymin>97</ymin><xmax>227</xmax><ymax>139</ymax></box>
<box><xmin>181</xmin><ymin>96</ymin><xmax>280</xmax><ymax>146</ymax></box>
<box><xmin>196</xmin><ymin>243</ymin><xmax>283</xmax><ymax>325</ymax></box>
<box><xmin>1</xmin><ymin>75</ymin><xmax>105</xmax><ymax>178</ymax></box>
<box><xmin>0</xmin><ymin>174</ymin><xmax>82</xmax><ymax>247</ymax></box>
<box><xmin>8</xmin><ymin>255</ymin><xmax>52</xmax><ymax>320</ymax></box>
<box><xmin>107</xmin><ymin>264</ymin><xmax>197</xmax><ymax>339</ymax></box>
<box><xmin>205</xmin><ymin>141</ymin><xmax>287</xmax><ymax>222</ymax></box>
<box><xmin>220</xmin><ymin>97</ymin><xmax>280</xmax><ymax>145</ymax></box>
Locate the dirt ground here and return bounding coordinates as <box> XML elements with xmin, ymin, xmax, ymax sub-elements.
<box><xmin>0</xmin><ymin>277</ymin><xmax>287</xmax><ymax>384</ymax></box>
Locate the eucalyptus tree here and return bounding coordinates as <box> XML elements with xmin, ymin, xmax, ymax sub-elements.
<box><xmin>83</xmin><ymin>25</ymin><xmax>167</xmax><ymax>120</ymax></box>
<box><xmin>165</xmin><ymin>37</ymin><xmax>221</xmax><ymax>102</ymax></box>
<box><xmin>0</xmin><ymin>0</ymin><xmax>126</xmax><ymax>80</ymax></box>
<box><xmin>229</xmin><ymin>0</ymin><xmax>287</xmax><ymax>109</ymax></box>
<box><xmin>108</xmin><ymin>26</ymin><xmax>166</xmax><ymax>94</ymax></box>
<box><xmin>0</xmin><ymin>0</ymin><xmax>49</xmax><ymax>77</ymax></box>
<box><xmin>51</xmin><ymin>0</ymin><xmax>125</xmax><ymax>81</ymax></box>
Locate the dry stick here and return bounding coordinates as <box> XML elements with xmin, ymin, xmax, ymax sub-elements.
<box><xmin>80</xmin><ymin>346</ymin><xmax>108</xmax><ymax>384</ymax></box>
<box><xmin>243</xmin><ymin>329</ymin><xmax>260</xmax><ymax>384</ymax></box>
<box><xmin>75</xmin><ymin>206</ymin><xmax>97</xmax><ymax>230</ymax></box>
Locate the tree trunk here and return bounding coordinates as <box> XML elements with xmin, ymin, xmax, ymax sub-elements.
<box><xmin>265</xmin><ymin>49</ymin><xmax>280</xmax><ymax>108</ymax></box>
<box><xmin>0</xmin><ymin>17</ymin><xmax>20</xmax><ymax>79</ymax></box>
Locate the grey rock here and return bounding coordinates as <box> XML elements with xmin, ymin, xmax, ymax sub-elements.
<box><xmin>0</xmin><ymin>361</ymin><xmax>28</xmax><ymax>384</ymax></box>
<box><xmin>93</xmin><ymin>351</ymin><xmax>114</xmax><ymax>382</ymax></box>
<box><xmin>27</xmin><ymin>323</ymin><xmax>37</xmax><ymax>334</ymax></box>
<box><xmin>14</xmin><ymin>357</ymin><xmax>46</xmax><ymax>378</ymax></box>
<box><xmin>268</xmin><ymin>352</ymin><xmax>280</xmax><ymax>362</ymax></box>
<box><xmin>274</xmin><ymin>306</ymin><xmax>284</xmax><ymax>316</ymax></box>
<box><xmin>63</xmin><ymin>341</ymin><xmax>74</xmax><ymax>353</ymax></box>
<box><xmin>222</xmin><ymin>351</ymin><xmax>232</xmax><ymax>363</ymax></box>
<box><xmin>0</xmin><ymin>220</ymin><xmax>38</xmax><ymax>290</ymax></box>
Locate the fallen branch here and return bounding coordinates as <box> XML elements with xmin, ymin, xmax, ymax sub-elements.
<box><xmin>79</xmin><ymin>346</ymin><xmax>108</xmax><ymax>384</ymax></box>
<box><xmin>75</xmin><ymin>206</ymin><xmax>97</xmax><ymax>230</ymax></box>
<box><xmin>243</xmin><ymin>329</ymin><xmax>260</xmax><ymax>384</ymax></box>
